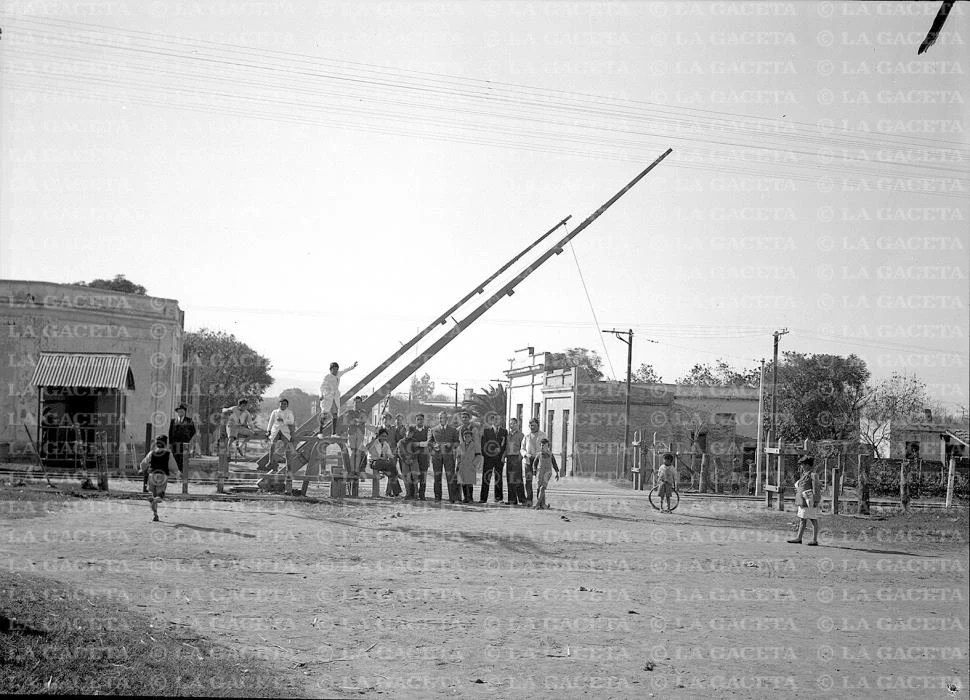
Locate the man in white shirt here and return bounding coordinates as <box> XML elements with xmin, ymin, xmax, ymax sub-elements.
<box><xmin>521</xmin><ymin>417</ymin><xmax>547</xmax><ymax>506</ymax></box>
<box><xmin>266</xmin><ymin>398</ymin><xmax>296</xmax><ymax>466</ymax></box>
<box><xmin>319</xmin><ymin>360</ymin><xmax>358</xmax><ymax>435</ymax></box>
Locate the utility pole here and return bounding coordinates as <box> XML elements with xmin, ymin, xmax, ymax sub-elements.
<box><xmin>442</xmin><ymin>382</ymin><xmax>458</xmax><ymax>409</ymax></box>
<box><xmin>755</xmin><ymin>358</ymin><xmax>765</xmax><ymax>496</ymax></box>
<box><xmin>770</xmin><ymin>329</ymin><xmax>789</xmax><ymax>438</ymax></box>
<box><xmin>604</xmin><ymin>328</ymin><xmax>635</xmax><ymax>477</ymax></box>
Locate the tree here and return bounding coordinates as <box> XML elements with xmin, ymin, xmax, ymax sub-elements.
<box><xmin>632</xmin><ymin>363</ymin><xmax>663</xmax><ymax>383</ymax></box>
<box><xmin>677</xmin><ymin>359</ymin><xmax>759</xmax><ymax>387</ymax></box>
<box><xmin>409</xmin><ymin>373</ymin><xmax>435</xmax><ymax>403</ymax></box>
<box><xmin>859</xmin><ymin>373</ymin><xmax>929</xmax><ymax>457</ymax></box>
<box><xmin>461</xmin><ymin>384</ymin><xmax>507</xmax><ymax>422</ymax></box>
<box><xmin>767</xmin><ymin>352</ymin><xmax>870</xmax><ymax>442</ymax></box>
<box><xmin>182</xmin><ymin>329</ymin><xmax>274</xmax><ymax>452</ymax></box>
<box><xmin>75</xmin><ymin>274</ymin><xmax>147</xmax><ymax>295</ymax></box>
<box><xmin>551</xmin><ymin>347</ymin><xmax>604</xmax><ymax>381</ymax></box>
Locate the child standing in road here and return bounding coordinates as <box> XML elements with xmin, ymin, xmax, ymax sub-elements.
<box><xmin>531</xmin><ymin>439</ymin><xmax>560</xmax><ymax>510</ymax></box>
<box><xmin>788</xmin><ymin>455</ymin><xmax>820</xmax><ymax>546</ymax></box>
<box><xmin>657</xmin><ymin>452</ymin><xmax>676</xmax><ymax>513</ymax></box>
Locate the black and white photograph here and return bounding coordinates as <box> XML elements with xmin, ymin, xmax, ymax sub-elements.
<box><xmin>0</xmin><ymin>1</ymin><xmax>967</xmax><ymax>697</ymax></box>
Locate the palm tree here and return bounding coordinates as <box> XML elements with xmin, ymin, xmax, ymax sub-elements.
<box><xmin>461</xmin><ymin>384</ymin><xmax>507</xmax><ymax>422</ymax></box>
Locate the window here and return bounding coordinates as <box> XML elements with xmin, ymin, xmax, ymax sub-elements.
<box><xmin>547</xmin><ymin>409</ymin><xmax>555</xmax><ymax>444</ymax></box>
<box><xmin>516</xmin><ymin>404</ymin><xmax>523</xmax><ymax>426</ymax></box>
<box><xmin>534</xmin><ymin>402</ymin><xmax>541</xmax><ymax>420</ymax></box>
<box><xmin>905</xmin><ymin>441</ymin><xmax>921</xmax><ymax>461</ymax></box>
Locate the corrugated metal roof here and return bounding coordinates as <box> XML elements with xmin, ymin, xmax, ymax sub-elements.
<box><xmin>945</xmin><ymin>428</ymin><xmax>969</xmax><ymax>446</ymax></box>
<box><xmin>30</xmin><ymin>352</ymin><xmax>135</xmax><ymax>390</ymax></box>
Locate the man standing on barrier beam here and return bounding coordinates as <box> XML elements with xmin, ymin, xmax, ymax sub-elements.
<box><xmin>430</xmin><ymin>411</ymin><xmax>460</xmax><ymax>503</ymax></box>
<box><xmin>319</xmin><ymin>360</ymin><xmax>357</xmax><ymax>435</ymax></box>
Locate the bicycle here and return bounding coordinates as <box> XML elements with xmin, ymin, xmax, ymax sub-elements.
<box><xmin>648</xmin><ymin>482</ymin><xmax>680</xmax><ymax>513</ymax></box>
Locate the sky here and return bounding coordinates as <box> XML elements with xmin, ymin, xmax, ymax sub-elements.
<box><xmin>0</xmin><ymin>1</ymin><xmax>967</xmax><ymax>411</ymax></box>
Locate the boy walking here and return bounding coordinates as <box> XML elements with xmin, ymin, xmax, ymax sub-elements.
<box><xmin>788</xmin><ymin>456</ymin><xmax>820</xmax><ymax>546</ymax></box>
<box><xmin>531</xmin><ymin>438</ymin><xmax>560</xmax><ymax>509</ymax></box>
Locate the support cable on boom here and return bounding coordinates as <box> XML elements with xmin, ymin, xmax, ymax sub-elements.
<box><xmin>568</xmin><ymin>238</ymin><xmax>617</xmax><ymax>380</ymax></box>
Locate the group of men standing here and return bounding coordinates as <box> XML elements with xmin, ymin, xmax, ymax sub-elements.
<box><xmin>367</xmin><ymin>410</ymin><xmax>551</xmax><ymax>506</ymax></box>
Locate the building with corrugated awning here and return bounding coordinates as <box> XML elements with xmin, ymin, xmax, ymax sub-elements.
<box><xmin>0</xmin><ymin>279</ymin><xmax>184</xmax><ymax>470</ymax></box>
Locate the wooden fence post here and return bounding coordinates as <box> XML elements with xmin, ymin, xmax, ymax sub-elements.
<box><xmin>857</xmin><ymin>454</ymin><xmax>870</xmax><ymax>515</ymax></box>
<box><xmin>593</xmin><ymin>443</ymin><xmax>598</xmax><ymax>477</ymax></box>
<box><xmin>831</xmin><ymin>466</ymin><xmax>841</xmax><ymax>515</ymax></box>
<box><xmin>945</xmin><ymin>458</ymin><xmax>956</xmax><ymax>508</ymax></box>
<box><xmin>217</xmin><ymin>436</ymin><xmax>227</xmax><ymax>494</ymax></box>
<box><xmin>616</xmin><ymin>444</ymin><xmax>621</xmax><ymax>480</ymax></box>
<box><xmin>900</xmin><ymin>460</ymin><xmax>910</xmax><ymax>512</ymax></box>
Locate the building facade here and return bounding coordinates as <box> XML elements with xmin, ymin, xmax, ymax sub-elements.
<box><xmin>0</xmin><ymin>279</ymin><xmax>184</xmax><ymax>468</ymax></box>
<box><xmin>505</xmin><ymin>347</ymin><xmax>760</xmax><ymax>476</ymax></box>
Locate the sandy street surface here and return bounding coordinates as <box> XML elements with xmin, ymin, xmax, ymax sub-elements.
<box><xmin>1</xmin><ymin>479</ymin><xmax>967</xmax><ymax>698</ymax></box>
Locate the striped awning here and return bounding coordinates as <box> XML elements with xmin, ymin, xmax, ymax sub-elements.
<box><xmin>30</xmin><ymin>352</ymin><xmax>135</xmax><ymax>390</ymax></box>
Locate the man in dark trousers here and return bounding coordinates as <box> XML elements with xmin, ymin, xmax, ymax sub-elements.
<box><xmin>168</xmin><ymin>403</ymin><xmax>196</xmax><ymax>475</ymax></box>
<box><xmin>429</xmin><ymin>411</ymin><xmax>460</xmax><ymax>503</ymax></box>
<box><xmin>480</xmin><ymin>412</ymin><xmax>508</xmax><ymax>503</ymax></box>
<box><xmin>410</xmin><ymin>413</ymin><xmax>432</xmax><ymax>501</ymax></box>
<box><xmin>505</xmin><ymin>417</ymin><xmax>526</xmax><ymax>505</ymax></box>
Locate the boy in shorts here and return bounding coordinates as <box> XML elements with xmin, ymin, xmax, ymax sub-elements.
<box><xmin>139</xmin><ymin>436</ymin><xmax>181</xmax><ymax>522</ymax></box>
<box><xmin>657</xmin><ymin>452</ymin><xmax>676</xmax><ymax>512</ymax></box>
<box><xmin>531</xmin><ymin>439</ymin><xmax>560</xmax><ymax>510</ymax></box>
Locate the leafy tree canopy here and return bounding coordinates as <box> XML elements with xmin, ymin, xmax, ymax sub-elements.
<box><xmin>768</xmin><ymin>352</ymin><xmax>870</xmax><ymax>442</ymax></box>
<box><xmin>677</xmin><ymin>359</ymin><xmax>759</xmax><ymax>387</ymax></box>
<box><xmin>183</xmin><ymin>329</ymin><xmax>274</xmax><ymax>412</ymax></box>
<box><xmin>409</xmin><ymin>372</ymin><xmax>436</xmax><ymax>403</ymax></box>
<box><xmin>74</xmin><ymin>274</ymin><xmax>147</xmax><ymax>295</ymax></box>
<box><xmin>550</xmin><ymin>347</ymin><xmax>604</xmax><ymax>381</ymax></box>
<box><xmin>632</xmin><ymin>363</ymin><xmax>663</xmax><ymax>383</ymax></box>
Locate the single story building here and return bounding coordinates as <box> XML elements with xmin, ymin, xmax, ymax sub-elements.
<box><xmin>0</xmin><ymin>279</ymin><xmax>184</xmax><ymax>469</ymax></box>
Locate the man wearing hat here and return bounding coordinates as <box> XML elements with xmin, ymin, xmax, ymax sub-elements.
<box><xmin>168</xmin><ymin>403</ymin><xmax>196</xmax><ymax>475</ymax></box>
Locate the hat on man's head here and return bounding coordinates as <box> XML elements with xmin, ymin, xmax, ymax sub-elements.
<box><xmin>176</xmin><ymin>403</ymin><xmax>187</xmax><ymax>411</ymax></box>
<box><xmin>798</xmin><ymin>455</ymin><xmax>815</xmax><ymax>468</ymax></box>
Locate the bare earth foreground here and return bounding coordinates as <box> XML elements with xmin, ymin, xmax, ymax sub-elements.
<box><xmin>1</xmin><ymin>479</ymin><xmax>967</xmax><ymax>698</ymax></box>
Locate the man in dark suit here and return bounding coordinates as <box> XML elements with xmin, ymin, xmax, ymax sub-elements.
<box><xmin>168</xmin><ymin>403</ymin><xmax>196</xmax><ymax>474</ymax></box>
<box><xmin>479</xmin><ymin>412</ymin><xmax>508</xmax><ymax>503</ymax></box>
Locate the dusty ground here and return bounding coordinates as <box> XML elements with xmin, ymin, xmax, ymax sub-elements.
<box><xmin>1</xmin><ymin>478</ymin><xmax>967</xmax><ymax>698</ymax></box>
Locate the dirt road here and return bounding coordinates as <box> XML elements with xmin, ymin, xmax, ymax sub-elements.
<box><xmin>1</xmin><ymin>480</ymin><xmax>967</xmax><ymax>698</ymax></box>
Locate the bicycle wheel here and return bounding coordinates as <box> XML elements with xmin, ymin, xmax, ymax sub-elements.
<box><xmin>648</xmin><ymin>485</ymin><xmax>679</xmax><ymax>512</ymax></box>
